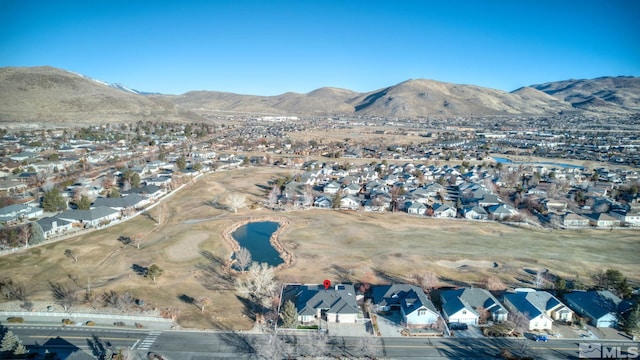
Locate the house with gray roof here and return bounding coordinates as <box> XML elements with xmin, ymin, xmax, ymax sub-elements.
<box><xmin>372</xmin><ymin>284</ymin><xmax>440</xmax><ymax>326</ymax></box>
<box><xmin>463</xmin><ymin>206</ymin><xmax>488</xmax><ymax>220</ymax></box>
<box><xmin>564</xmin><ymin>290</ymin><xmax>632</xmax><ymax>328</ymax></box>
<box><xmin>487</xmin><ymin>203</ymin><xmax>519</xmax><ymax>220</ymax></box>
<box><xmin>432</xmin><ymin>203</ymin><xmax>456</xmax><ymax>218</ymax></box>
<box><xmin>323</xmin><ymin>181</ymin><xmax>341</xmax><ymax>194</ymax></box>
<box><xmin>126</xmin><ymin>184</ymin><xmax>166</xmax><ymax>200</ymax></box>
<box><xmin>440</xmin><ymin>288</ymin><xmax>508</xmax><ymax>325</ymax></box>
<box><xmin>503</xmin><ymin>289</ymin><xmax>573</xmax><ymax>330</ymax></box>
<box><xmin>292</xmin><ymin>284</ymin><xmax>359</xmax><ymax>324</ymax></box>
<box><xmin>93</xmin><ymin>194</ymin><xmax>147</xmax><ymax>210</ymax></box>
<box><xmin>57</xmin><ymin>206</ymin><xmax>120</xmax><ymax>228</ymax></box>
<box><xmin>37</xmin><ymin>216</ymin><xmax>73</xmax><ymax>238</ymax></box>
<box><xmin>406</xmin><ymin>201</ymin><xmax>427</xmax><ymax>215</ymax></box>
<box><xmin>0</xmin><ymin>204</ymin><xmax>43</xmax><ymax>224</ymax></box>
<box><xmin>478</xmin><ymin>194</ymin><xmax>501</xmax><ymax>207</ymax></box>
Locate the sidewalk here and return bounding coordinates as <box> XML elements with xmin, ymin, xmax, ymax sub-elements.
<box><xmin>1</xmin><ymin>310</ymin><xmax>175</xmax><ymax>331</ymax></box>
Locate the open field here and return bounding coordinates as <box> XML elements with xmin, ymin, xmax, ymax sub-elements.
<box><xmin>1</xmin><ymin>166</ymin><xmax>638</xmax><ymax>330</ymax></box>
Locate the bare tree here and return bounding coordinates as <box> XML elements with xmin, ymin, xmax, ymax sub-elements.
<box><xmin>511</xmin><ymin>311</ymin><xmax>530</xmax><ymax>334</ymax></box>
<box><xmin>305</xmin><ymin>331</ymin><xmax>328</xmax><ymax>358</ymax></box>
<box><xmin>19</xmin><ymin>224</ymin><xmax>32</xmax><ymax>248</ymax></box>
<box><xmin>355</xmin><ymin>336</ymin><xmax>382</xmax><ymax>359</ymax></box>
<box><xmin>155</xmin><ymin>203</ymin><xmax>168</xmax><ymax>225</ymax></box>
<box><xmin>49</xmin><ymin>281</ymin><xmax>77</xmax><ymax>311</ymax></box>
<box><xmin>477</xmin><ymin>306</ymin><xmax>490</xmax><ymax>324</ymax></box>
<box><xmin>534</xmin><ymin>270</ymin><xmax>546</xmax><ymax>288</ymax></box>
<box><xmin>412</xmin><ymin>271</ymin><xmax>439</xmax><ymax>292</ymax></box>
<box><xmin>132</xmin><ymin>233</ymin><xmax>144</xmax><ymax>249</ymax></box>
<box><xmin>483</xmin><ymin>276</ymin><xmax>506</xmax><ymax>291</ymax></box>
<box><xmin>235</xmin><ymin>247</ymin><xmax>252</xmax><ymax>272</ymax></box>
<box><xmin>196</xmin><ymin>296</ymin><xmax>212</xmax><ymax>312</ymax></box>
<box><xmin>41</xmin><ymin>179</ymin><xmax>55</xmax><ymax>192</ymax></box>
<box><xmin>0</xmin><ymin>279</ymin><xmax>27</xmax><ymax>301</ymax></box>
<box><xmin>303</xmin><ymin>184</ymin><xmax>314</xmax><ymax>207</ymax></box>
<box><xmin>255</xmin><ymin>333</ymin><xmax>288</xmax><ymax>360</ymax></box>
<box><xmin>235</xmin><ymin>262</ymin><xmax>277</xmax><ymax>309</ymax></box>
<box><xmin>64</xmin><ymin>249</ymin><xmax>79</xmax><ymax>262</ymax></box>
<box><xmin>160</xmin><ymin>307</ymin><xmax>181</xmax><ymax>321</ymax></box>
<box><xmin>266</xmin><ymin>186</ymin><xmax>280</xmax><ymax>207</ymax></box>
<box><xmin>225</xmin><ymin>193</ymin><xmax>247</xmax><ymax>214</ymax></box>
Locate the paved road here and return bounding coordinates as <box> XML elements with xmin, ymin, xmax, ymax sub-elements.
<box><xmin>5</xmin><ymin>325</ymin><xmax>639</xmax><ymax>359</ymax></box>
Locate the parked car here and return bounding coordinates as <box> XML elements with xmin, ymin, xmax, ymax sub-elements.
<box><xmin>449</xmin><ymin>323</ymin><xmax>468</xmax><ymax>330</ymax></box>
<box><xmin>533</xmin><ymin>334</ymin><xmax>548</xmax><ymax>342</ymax></box>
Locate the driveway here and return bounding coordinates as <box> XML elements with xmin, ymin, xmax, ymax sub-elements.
<box><xmin>451</xmin><ymin>324</ymin><xmax>484</xmax><ymax>338</ymax></box>
<box><xmin>325</xmin><ymin>320</ymin><xmax>370</xmax><ymax>337</ymax></box>
<box><xmin>375</xmin><ymin>311</ymin><xmax>404</xmax><ymax>337</ymax></box>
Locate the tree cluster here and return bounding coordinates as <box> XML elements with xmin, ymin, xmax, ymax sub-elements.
<box><xmin>592</xmin><ymin>268</ymin><xmax>633</xmax><ymax>299</ymax></box>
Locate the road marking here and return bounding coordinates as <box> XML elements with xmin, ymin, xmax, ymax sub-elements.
<box><xmin>134</xmin><ymin>331</ymin><xmax>162</xmax><ymax>351</ymax></box>
<box><xmin>29</xmin><ymin>335</ymin><xmax>137</xmax><ymax>342</ymax></box>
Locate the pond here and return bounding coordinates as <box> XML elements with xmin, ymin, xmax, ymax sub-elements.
<box><xmin>232</xmin><ymin>221</ymin><xmax>284</xmax><ymax>267</ymax></box>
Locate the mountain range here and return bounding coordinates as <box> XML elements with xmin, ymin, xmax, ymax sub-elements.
<box><xmin>1</xmin><ymin>66</ymin><xmax>638</xmax><ymax>126</ymax></box>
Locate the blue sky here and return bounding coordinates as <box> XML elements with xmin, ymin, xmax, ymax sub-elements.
<box><xmin>2</xmin><ymin>0</ymin><xmax>639</xmax><ymax>95</ymax></box>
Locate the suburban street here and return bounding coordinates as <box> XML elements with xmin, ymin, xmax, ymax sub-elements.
<box><xmin>5</xmin><ymin>324</ymin><xmax>638</xmax><ymax>359</ymax></box>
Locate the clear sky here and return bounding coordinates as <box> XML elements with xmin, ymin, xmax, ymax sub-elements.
<box><xmin>2</xmin><ymin>0</ymin><xmax>639</xmax><ymax>95</ymax></box>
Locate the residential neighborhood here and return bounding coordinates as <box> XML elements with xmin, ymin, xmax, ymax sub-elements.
<box><xmin>0</xmin><ymin>118</ymin><xmax>638</xmax><ymax>347</ymax></box>
<box><xmin>279</xmin><ymin>282</ymin><xmax>638</xmax><ymax>342</ymax></box>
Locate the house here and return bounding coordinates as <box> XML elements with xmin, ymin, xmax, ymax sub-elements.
<box><xmin>292</xmin><ymin>284</ymin><xmax>359</xmax><ymax>323</ymax></box>
<box><xmin>440</xmin><ymin>295</ymin><xmax>478</xmax><ymax>325</ymax></box>
<box><xmin>313</xmin><ymin>196</ymin><xmax>332</xmax><ymax>208</ymax></box>
<box><xmin>93</xmin><ymin>194</ymin><xmax>148</xmax><ymax>211</ymax></box>
<box><xmin>432</xmin><ymin>203</ymin><xmax>456</xmax><ymax>218</ymax></box>
<box><xmin>343</xmin><ymin>183</ymin><xmax>361</xmax><ymax>195</ymax></box>
<box><xmin>371</xmin><ymin>284</ymin><xmax>440</xmax><ymax>327</ymax></box>
<box><xmin>564</xmin><ymin>290</ymin><xmax>632</xmax><ymax>328</ymax></box>
<box><xmin>563</xmin><ymin>212</ymin><xmax>590</xmax><ymax>228</ymax></box>
<box><xmin>364</xmin><ymin>195</ymin><xmax>390</xmax><ymax>212</ymax></box>
<box><xmin>610</xmin><ymin>211</ymin><xmax>640</xmax><ymax>227</ymax></box>
<box><xmin>478</xmin><ymin>194</ymin><xmax>501</xmax><ymax>207</ymax></box>
<box><xmin>126</xmin><ymin>184</ymin><xmax>166</xmax><ymax>200</ymax></box>
<box><xmin>440</xmin><ymin>288</ymin><xmax>509</xmax><ymax>325</ymax></box>
<box><xmin>503</xmin><ymin>289</ymin><xmax>573</xmax><ymax>330</ymax></box>
<box><xmin>587</xmin><ymin>213</ymin><xmax>621</xmax><ymax>227</ymax></box>
<box><xmin>0</xmin><ymin>180</ymin><xmax>27</xmax><ymax>193</ymax></box>
<box><xmin>463</xmin><ymin>206</ymin><xmax>489</xmax><ymax>220</ymax></box>
<box><xmin>406</xmin><ymin>201</ymin><xmax>427</xmax><ymax>215</ymax></box>
<box><xmin>145</xmin><ymin>176</ymin><xmax>172</xmax><ymax>187</ymax></box>
<box><xmin>487</xmin><ymin>204</ymin><xmax>519</xmax><ymax>220</ymax></box>
<box><xmin>36</xmin><ymin>216</ymin><xmax>73</xmax><ymax>238</ymax></box>
<box><xmin>323</xmin><ymin>181</ymin><xmax>341</xmax><ymax>194</ymax></box>
<box><xmin>339</xmin><ymin>195</ymin><xmax>360</xmax><ymax>210</ymax></box>
<box><xmin>0</xmin><ymin>204</ymin><xmax>43</xmax><ymax>223</ymax></box>
<box><xmin>57</xmin><ymin>206</ymin><xmax>120</xmax><ymax>228</ymax></box>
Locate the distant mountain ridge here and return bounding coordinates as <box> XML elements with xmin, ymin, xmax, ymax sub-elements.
<box><xmin>0</xmin><ymin>66</ymin><xmax>638</xmax><ymax>125</ymax></box>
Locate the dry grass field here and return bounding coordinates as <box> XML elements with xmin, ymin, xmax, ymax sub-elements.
<box><xmin>1</xmin><ymin>166</ymin><xmax>638</xmax><ymax>330</ymax></box>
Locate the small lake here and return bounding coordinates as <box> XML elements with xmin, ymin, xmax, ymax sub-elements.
<box><xmin>232</xmin><ymin>221</ymin><xmax>284</xmax><ymax>267</ymax></box>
